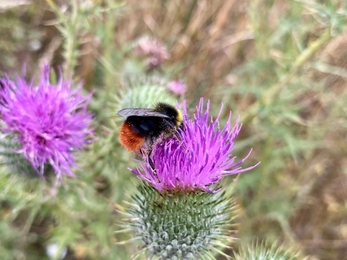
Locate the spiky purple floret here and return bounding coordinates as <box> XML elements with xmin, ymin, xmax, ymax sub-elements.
<box><xmin>130</xmin><ymin>99</ymin><xmax>259</xmax><ymax>193</ymax></box>
<box><xmin>0</xmin><ymin>66</ymin><xmax>92</xmax><ymax>179</ymax></box>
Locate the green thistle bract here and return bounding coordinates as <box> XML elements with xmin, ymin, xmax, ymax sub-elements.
<box><xmin>116</xmin><ymin>76</ymin><xmax>176</xmax><ymax>113</ymax></box>
<box><xmin>233</xmin><ymin>241</ymin><xmax>308</xmax><ymax>260</ymax></box>
<box><xmin>126</xmin><ymin>184</ymin><xmax>236</xmax><ymax>259</ymax></box>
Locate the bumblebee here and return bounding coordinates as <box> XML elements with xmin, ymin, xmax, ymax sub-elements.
<box><xmin>117</xmin><ymin>103</ymin><xmax>183</xmax><ymax>152</ymax></box>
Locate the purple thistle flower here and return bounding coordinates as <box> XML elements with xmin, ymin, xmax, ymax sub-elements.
<box><xmin>130</xmin><ymin>99</ymin><xmax>259</xmax><ymax>193</ymax></box>
<box><xmin>167</xmin><ymin>79</ymin><xmax>187</xmax><ymax>95</ymax></box>
<box><xmin>0</xmin><ymin>66</ymin><xmax>92</xmax><ymax>180</ymax></box>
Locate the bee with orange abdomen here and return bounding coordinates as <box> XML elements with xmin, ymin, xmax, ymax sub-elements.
<box><xmin>117</xmin><ymin>103</ymin><xmax>183</xmax><ymax>153</ymax></box>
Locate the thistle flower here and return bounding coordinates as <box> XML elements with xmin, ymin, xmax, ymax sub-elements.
<box><xmin>130</xmin><ymin>98</ymin><xmax>259</xmax><ymax>194</ymax></box>
<box><xmin>123</xmin><ymin>99</ymin><xmax>259</xmax><ymax>259</ymax></box>
<box><xmin>166</xmin><ymin>79</ymin><xmax>187</xmax><ymax>96</ymax></box>
<box><xmin>0</xmin><ymin>66</ymin><xmax>92</xmax><ymax>180</ymax></box>
<box><xmin>134</xmin><ymin>36</ymin><xmax>170</xmax><ymax>70</ymax></box>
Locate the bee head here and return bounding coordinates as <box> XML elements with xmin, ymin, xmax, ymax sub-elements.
<box><xmin>155</xmin><ymin>103</ymin><xmax>183</xmax><ymax>127</ymax></box>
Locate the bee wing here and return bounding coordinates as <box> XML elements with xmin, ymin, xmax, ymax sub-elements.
<box><xmin>117</xmin><ymin>108</ymin><xmax>169</xmax><ymax>118</ymax></box>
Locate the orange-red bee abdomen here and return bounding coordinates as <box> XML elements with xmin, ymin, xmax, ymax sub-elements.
<box><xmin>119</xmin><ymin>122</ymin><xmax>145</xmax><ymax>151</ymax></box>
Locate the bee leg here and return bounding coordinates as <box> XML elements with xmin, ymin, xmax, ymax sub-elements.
<box><xmin>0</xmin><ymin>80</ymin><xmax>8</xmax><ymax>107</ymax></box>
<box><xmin>147</xmin><ymin>139</ymin><xmax>161</xmax><ymax>183</ymax></box>
<box><xmin>148</xmin><ymin>156</ymin><xmax>156</xmax><ymax>173</ymax></box>
<box><xmin>174</xmin><ymin>130</ymin><xmax>187</xmax><ymax>150</ymax></box>
<box><xmin>149</xmin><ymin>154</ymin><xmax>161</xmax><ymax>183</ymax></box>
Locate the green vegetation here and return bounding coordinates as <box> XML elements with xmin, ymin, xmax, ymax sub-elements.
<box><xmin>0</xmin><ymin>0</ymin><xmax>346</xmax><ymax>259</ymax></box>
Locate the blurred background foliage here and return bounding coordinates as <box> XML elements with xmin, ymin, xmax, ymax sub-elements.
<box><xmin>0</xmin><ymin>0</ymin><xmax>346</xmax><ymax>259</ymax></box>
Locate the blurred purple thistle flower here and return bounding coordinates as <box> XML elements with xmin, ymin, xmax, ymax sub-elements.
<box><xmin>0</xmin><ymin>66</ymin><xmax>93</xmax><ymax>180</ymax></box>
<box><xmin>134</xmin><ymin>36</ymin><xmax>170</xmax><ymax>70</ymax></box>
<box><xmin>167</xmin><ymin>79</ymin><xmax>187</xmax><ymax>95</ymax></box>
<box><xmin>130</xmin><ymin>99</ymin><xmax>259</xmax><ymax>193</ymax></box>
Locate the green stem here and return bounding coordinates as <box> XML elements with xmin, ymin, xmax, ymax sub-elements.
<box><xmin>45</xmin><ymin>0</ymin><xmax>80</xmax><ymax>78</ymax></box>
<box><xmin>242</xmin><ymin>29</ymin><xmax>332</xmax><ymax>126</ymax></box>
<box><xmin>62</xmin><ymin>0</ymin><xmax>79</xmax><ymax>78</ymax></box>
<box><xmin>103</xmin><ymin>0</ymin><xmax>117</xmax><ymax>90</ymax></box>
